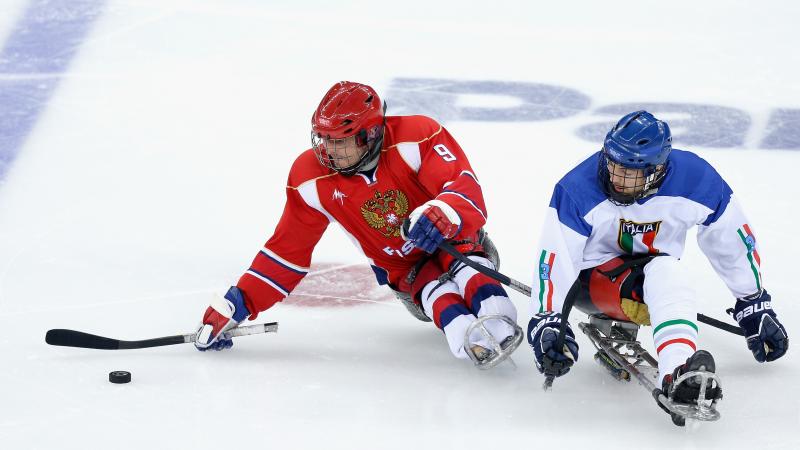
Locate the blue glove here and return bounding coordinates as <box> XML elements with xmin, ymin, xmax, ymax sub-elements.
<box><xmin>527</xmin><ymin>312</ymin><xmax>579</xmax><ymax>377</ymax></box>
<box><xmin>194</xmin><ymin>286</ymin><xmax>251</xmax><ymax>351</ymax></box>
<box><xmin>401</xmin><ymin>200</ymin><xmax>462</xmax><ymax>253</ymax></box>
<box><xmin>731</xmin><ymin>290</ymin><xmax>788</xmax><ymax>362</ymax></box>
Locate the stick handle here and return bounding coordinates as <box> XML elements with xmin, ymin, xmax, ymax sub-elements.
<box><xmin>438</xmin><ymin>240</ymin><xmax>532</xmax><ymax>297</ymax></box>
<box><xmin>696</xmin><ymin>313</ymin><xmax>744</xmax><ymax>336</ymax></box>
<box><xmin>222</xmin><ymin>322</ymin><xmax>279</xmax><ymax>339</ymax></box>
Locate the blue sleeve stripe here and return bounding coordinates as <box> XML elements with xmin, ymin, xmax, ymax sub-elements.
<box><xmin>370</xmin><ymin>264</ymin><xmax>390</xmax><ymax>286</ymax></box>
<box><xmin>245</xmin><ymin>269</ymin><xmax>289</xmax><ymax>296</ymax></box>
<box><xmin>459</xmin><ymin>170</ymin><xmax>480</xmax><ymax>185</ymax></box>
<box><xmin>260</xmin><ymin>249</ymin><xmax>308</xmax><ymax>274</ymax></box>
<box><xmin>549</xmin><ymin>184</ymin><xmax>593</xmax><ymax>237</ymax></box>
<box><xmin>439</xmin><ymin>190</ymin><xmax>487</xmax><ymax>220</ymax></box>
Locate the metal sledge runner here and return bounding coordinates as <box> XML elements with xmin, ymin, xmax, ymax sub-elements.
<box><xmin>579</xmin><ymin>315</ymin><xmax>721</xmax><ymax>426</ymax></box>
<box><xmin>571</xmin><ymin>253</ymin><xmax>724</xmax><ymax>427</ymax></box>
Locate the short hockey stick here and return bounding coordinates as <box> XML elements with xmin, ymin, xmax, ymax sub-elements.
<box><xmin>542</xmin><ymin>280</ymin><xmax>580</xmax><ymax>390</ymax></box>
<box><xmin>437</xmin><ymin>241</ymin><xmax>745</xmax><ymax>337</ymax></box>
<box><xmin>45</xmin><ymin>322</ymin><xmax>278</xmax><ymax>350</ymax></box>
<box><xmin>697</xmin><ymin>313</ymin><xmax>744</xmax><ymax>336</ymax></box>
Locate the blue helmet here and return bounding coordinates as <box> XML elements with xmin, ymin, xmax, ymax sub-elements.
<box><xmin>603</xmin><ymin>110</ymin><xmax>672</xmax><ymax>168</ymax></box>
<box><xmin>599</xmin><ymin>111</ymin><xmax>672</xmax><ymax>205</ymax></box>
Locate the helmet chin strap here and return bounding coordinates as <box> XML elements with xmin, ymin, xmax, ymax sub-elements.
<box><xmin>599</xmin><ymin>154</ymin><xmax>667</xmax><ymax>206</ymax></box>
<box><xmin>621</xmin><ymin>172</ymin><xmax>664</xmax><ymax>204</ymax></box>
<box><xmin>641</xmin><ymin>171</ymin><xmax>660</xmax><ymax>194</ymax></box>
<box><xmin>342</xmin><ymin>116</ymin><xmax>385</xmax><ymax>176</ymax></box>
<box><xmin>359</xmin><ymin>154</ymin><xmax>379</xmax><ymax>172</ymax></box>
<box><xmin>335</xmin><ymin>130</ymin><xmax>383</xmax><ymax>176</ymax></box>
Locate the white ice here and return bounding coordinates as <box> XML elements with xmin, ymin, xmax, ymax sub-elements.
<box><xmin>1</xmin><ymin>1</ymin><xmax>799</xmax><ymax>449</ymax></box>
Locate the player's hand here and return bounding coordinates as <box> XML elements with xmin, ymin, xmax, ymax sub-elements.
<box><xmin>528</xmin><ymin>312</ymin><xmax>579</xmax><ymax>377</ymax></box>
<box><xmin>194</xmin><ymin>287</ymin><xmax>251</xmax><ymax>351</ymax></box>
<box><xmin>401</xmin><ymin>200</ymin><xmax>462</xmax><ymax>253</ymax></box>
<box><xmin>731</xmin><ymin>290</ymin><xmax>788</xmax><ymax>362</ymax></box>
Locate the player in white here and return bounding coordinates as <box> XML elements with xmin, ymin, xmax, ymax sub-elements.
<box><xmin>526</xmin><ymin>111</ymin><xmax>789</xmax><ymax>422</ymax></box>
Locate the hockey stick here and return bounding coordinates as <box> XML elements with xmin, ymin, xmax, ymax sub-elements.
<box><xmin>437</xmin><ymin>241</ymin><xmax>745</xmax><ymax>336</ymax></box>
<box><xmin>45</xmin><ymin>322</ymin><xmax>278</xmax><ymax>350</ymax></box>
<box><xmin>542</xmin><ymin>280</ymin><xmax>580</xmax><ymax>390</ymax></box>
<box><xmin>697</xmin><ymin>313</ymin><xmax>744</xmax><ymax>336</ymax></box>
<box><xmin>437</xmin><ymin>240</ymin><xmax>532</xmax><ymax>296</ymax></box>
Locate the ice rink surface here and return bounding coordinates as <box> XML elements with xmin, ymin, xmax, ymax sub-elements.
<box><xmin>1</xmin><ymin>0</ymin><xmax>799</xmax><ymax>448</ymax></box>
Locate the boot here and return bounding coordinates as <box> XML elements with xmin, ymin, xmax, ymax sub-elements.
<box><xmin>658</xmin><ymin>350</ymin><xmax>722</xmax><ymax>426</ymax></box>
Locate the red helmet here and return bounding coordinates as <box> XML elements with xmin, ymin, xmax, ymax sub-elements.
<box><xmin>311</xmin><ymin>81</ymin><xmax>385</xmax><ymax>175</ymax></box>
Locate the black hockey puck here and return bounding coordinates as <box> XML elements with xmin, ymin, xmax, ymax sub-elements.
<box><xmin>109</xmin><ymin>371</ymin><xmax>131</xmax><ymax>384</ymax></box>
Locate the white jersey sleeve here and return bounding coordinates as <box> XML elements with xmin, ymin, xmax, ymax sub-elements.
<box><xmin>697</xmin><ymin>195</ymin><xmax>763</xmax><ymax>299</ymax></box>
<box><xmin>532</xmin><ymin>184</ymin><xmax>590</xmax><ymax>315</ymax></box>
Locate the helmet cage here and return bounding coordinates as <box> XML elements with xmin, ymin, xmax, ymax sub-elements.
<box><xmin>311</xmin><ymin>121</ymin><xmax>384</xmax><ymax>176</ymax></box>
<box><xmin>599</xmin><ymin>150</ymin><xmax>667</xmax><ymax>206</ymax></box>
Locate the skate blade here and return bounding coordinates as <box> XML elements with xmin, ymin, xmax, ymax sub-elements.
<box><xmin>663</xmin><ymin>401</ymin><xmax>721</xmax><ymax>422</ymax></box>
<box><xmin>663</xmin><ymin>369</ymin><xmax>722</xmax><ymax>422</ymax></box>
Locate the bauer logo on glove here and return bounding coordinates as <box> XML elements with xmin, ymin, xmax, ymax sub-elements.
<box><xmin>734</xmin><ymin>299</ymin><xmax>771</xmax><ymax>322</ymax></box>
<box><xmin>731</xmin><ymin>290</ymin><xmax>788</xmax><ymax>363</ymax></box>
<box><xmin>527</xmin><ymin>312</ymin><xmax>579</xmax><ymax>377</ymax></box>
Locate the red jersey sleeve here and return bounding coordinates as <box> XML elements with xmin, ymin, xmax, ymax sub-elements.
<box><xmin>416</xmin><ymin>119</ymin><xmax>487</xmax><ymax>236</ymax></box>
<box><xmin>236</xmin><ymin>173</ymin><xmax>330</xmax><ymax>317</ymax></box>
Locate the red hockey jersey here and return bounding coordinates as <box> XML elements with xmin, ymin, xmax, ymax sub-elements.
<box><xmin>236</xmin><ymin>115</ymin><xmax>489</xmax><ymax>315</ymax></box>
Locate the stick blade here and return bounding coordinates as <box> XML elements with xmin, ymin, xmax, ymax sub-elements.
<box><xmin>46</xmin><ymin>329</ymin><xmax>120</xmax><ymax>350</ymax></box>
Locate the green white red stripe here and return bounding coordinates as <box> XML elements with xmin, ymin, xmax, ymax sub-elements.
<box><xmin>737</xmin><ymin>224</ymin><xmax>762</xmax><ymax>291</ymax></box>
<box><xmin>538</xmin><ymin>250</ymin><xmax>556</xmax><ymax>312</ymax></box>
<box><xmin>653</xmin><ymin>319</ymin><xmax>698</xmax><ymax>354</ymax></box>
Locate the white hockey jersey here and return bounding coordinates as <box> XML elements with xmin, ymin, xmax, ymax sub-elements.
<box><xmin>533</xmin><ymin>149</ymin><xmax>763</xmax><ymax>314</ymax></box>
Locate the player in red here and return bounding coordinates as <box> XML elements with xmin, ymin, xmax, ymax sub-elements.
<box><xmin>193</xmin><ymin>81</ymin><xmax>522</xmax><ymax>368</ymax></box>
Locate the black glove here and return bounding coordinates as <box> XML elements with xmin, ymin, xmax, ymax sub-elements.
<box><xmin>731</xmin><ymin>290</ymin><xmax>788</xmax><ymax>362</ymax></box>
<box><xmin>527</xmin><ymin>312</ymin><xmax>579</xmax><ymax>377</ymax></box>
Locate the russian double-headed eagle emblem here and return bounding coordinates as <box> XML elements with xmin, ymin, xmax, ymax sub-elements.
<box><xmin>360</xmin><ymin>189</ymin><xmax>409</xmax><ymax>237</ymax></box>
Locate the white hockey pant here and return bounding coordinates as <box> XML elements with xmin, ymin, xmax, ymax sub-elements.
<box><xmin>420</xmin><ymin>255</ymin><xmax>518</xmax><ymax>359</ymax></box>
<box><xmin>643</xmin><ymin>256</ymin><xmax>699</xmax><ymax>384</ymax></box>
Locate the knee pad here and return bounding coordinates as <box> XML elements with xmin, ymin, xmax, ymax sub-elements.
<box><xmin>643</xmin><ymin>257</ymin><xmax>694</xmax><ymax>302</ymax></box>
